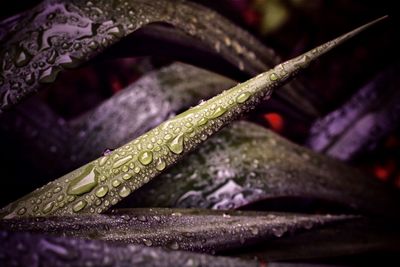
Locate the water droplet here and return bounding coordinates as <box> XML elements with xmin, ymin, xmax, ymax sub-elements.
<box><xmin>72</xmin><ymin>200</ymin><xmax>87</xmax><ymax>212</ymax></box>
<box><xmin>137</xmin><ymin>215</ymin><xmax>147</xmax><ymax>222</ymax></box>
<box><xmin>143</xmin><ymin>238</ymin><xmax>153</xmax><ymax>246</ymax></box>
<box><xmin>42</xmin><ymin>201</ymin><xmax>55</xmax><ymax>214</ymax></box>
<box><xmin>134</xmin><ymin>166</ymin><xmax>141</xmax><ymax>173</ymax></box>
<box><xmin>168</xmin><ymin>241</ymin><xmax>179</xmax><ymax>250</ymax></box>
<box><xmin>197</xmin><ymin>117</ymin><xmax>208</xmax><ymax>126</ymax></box>
<box><xmin>155</xmin><ymin>158</ymin><xmax>166</xmax><ymax>171</ymax></box>
<box><xmin>138</xmin><ymin>151</ymin><xmax>153</xmax><ymax>165</ymax></box>
<box><xmin>272</xmin><ymin>227</ymin><xmax>285</xmax><ymax>237</ymax></box>
<box><xmin>250</xmin><ymin>227</ymin><xmax>259</xmax><ymax>235</ymax></box>
<box><xmin>67</xmin><ymin>164</ymin><xmax>98</xmax><ymax>195</ymax></box>
<box><xmin>56</xmin><ymin>194</ymin><xmax>64</xmax><ymax>202</ymax></box>
<box><xmin>167</xmin><ymin>134</ymin><xmax>184</xmax><ymax>154</ymax></box>
<box><xmin>112</xmin><ymin>155</ymin><xmax>133</xmax><ymax>168</ymax></box>
<box><xmin>24</xmin><ymin>73</ymin><xmax>35</xmax><ymax>85</ymax></box>
<box><xmin>88</xmin><ymin>41</ymin><xmax>98</xmax><ymax>50</ymax></box>
<box><xmin>269</xmin><ymin>73</ymin><xmax>278</xmax><ymax>81</ymax></box>
<box><xmin>119</xmin><ymin>186</ymin><xmax>131</xmax><ymax>198</ymax></box>
<box><xmin>17</xmin><ymin>207</ymin><xmax>26</xmax><ymax>215</ymax></box>
<box><xmin>208</xmin><ymin>106</ymin><xmax>226</xmax><ymax>119</ymax></box>
<box><xmin>122</xmin><ymin>173</ymin><xmax>132</xmax><ymax>180</ymax></box>
<box><xmin>95</xmin><ymin>186</ymin><xmax>109</xmax><ymax>198</ymax></box>
<box><xmin>53</xmin><ymin>186</ymin><xmax>62</xmax><ymax>193</ymax></box>
<box><xmin>15</xmin><ymin>49</ymin><xmax>32</xmax><ymax>67</ymax></box>
<box><xmin>112</xmin><ymin>179</ymin><xmax>121</xmax><ymax>187</ymax></box>
<box><xmin>236</xmin><ymin>92</ymin><xmax>251</xmax><ymax>104</ymax></box>
<box><xmin>99</xmin><ymin>156</ymin><xmax>109</xmax><ymax>166</ymax></box>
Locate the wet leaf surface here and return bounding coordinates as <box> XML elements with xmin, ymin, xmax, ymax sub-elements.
<box><xmin>0</xmin><ymin>208</ymin><xmax>353</xmax><ymax>254</ymax></box>
<box><xmin>0</xmin><ymin>18</ymin><xmax>388</xmax><ymax>218</ymax></box>
<box><xmin>126</xmin><ymin>121</ymin><xmax>399</xmax><ymax>217</ymax></box>
<box><xmin>0</xmin><ymin>230</ymin><xmax>259</xmax><ymax>267</ymax></box>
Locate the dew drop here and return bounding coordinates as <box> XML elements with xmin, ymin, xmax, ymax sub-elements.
<box><xmin>67</xmin><ymin>164</ymin><xmax>98</xmax><ymax>195</ymax></box>
<box><xmin>168</xmin><ymin>241</ymin><xmax>179</xmax><ymax>250</ymax></box>
<box><xmin>95</xmin><ymin>186</ymin><xmax>109</xmax><ymax>198</ymax></box>
<box><xmin>112</xmin><ymin>155</ymin><xmax>133</xmax><ymax>168</ymax></box>
<box><xmin>250</xmin><ymin>227</ymin><xmax>259</xmax><ymax>235</ymax></box>
<box><xmin>122</xmin><ymin>173</ymin><xmax>132</xmax><ymax>180</ymax></box>
<box><xmin>134</xmin><ymin>166</ymin><xmax>141</xmax><ymax>173</ymax></box>
<box><xmin>53</xmin><ymin>186</ymin><xmax>62</xmax><ymax>193</ymax></box>
<box><xmin>269</xmin><ymin>73</ymin><xmax>278</xmax><ymax>81</ymax></box>
<box><xmin>72</xmin><ymin>200</ymin><xmax>87</xmax><ymax>212</ymax></box>
<box><xmin>17</xmin><ymin>207</ymin><xmax>26</xmax><ymax>215</ymax></box>
<box><xmin>56</xmin><ymin>194</ymin><xmax>64</xmax><ymax>202</ymax></box>
<box><xmin>138</xmin><ymin>151</ymin><xmax>153</xmax><ymax>165</ymax></box>
<box><xmin>99</xmin><ymin>156</ymin><xmax>109</xmax><ymax>166</ymax></box>
<box><xmin>119</xmin><ymin>186</ymin><xmax>131</xmax><ymax>198</ymax></box>
<box><xmin>15</xmin><ymin>49</ymin><xmax>32</xmax><ymax>67</ymax></box>
<box><xmin>236</xmin><ymin>92</ymin><xmax>251</xmax><ymax>104</ymax></box>
<box><xmin>208</xmin><ymin>106</ymin><xmax>226</xmax><ymax>119</ymax></box>
<box><xmin>197</xmin><ymin>117</ymin><xmax>208</xmax><ymax>126</ymax></box>
<box><xmin>155</xmin><ymin>158</ymin><xmax>166</xmax><ymax>171</ymax></box>
<box><xmin>143</xmin><ymin>238</ymin><xmax>153</xmax><ymax>247</ymax></box>
<box><xmin>167</xmin><ymin>134</ymin><xmax>184</xmax><ymax>154</ymax></box>
<box><xmin>42</xmin><ymin>201</ymin><xmax>55</xmax><ymax>214</ymax></box>
<box><xmin>112</xmin><ymin>179</ymin><xmax>121</xmax><ymax>188</ymax></box>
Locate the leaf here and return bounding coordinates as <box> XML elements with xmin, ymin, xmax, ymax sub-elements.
<box><xmin>307</xmin><ymin>65</ymin><xmax>400</xmax><ymax>161</ymax></box>
<box><xmin>0</xmin><ymin>0</ymin><xmax>277</xmax><ymax>113</ymax></box>
<box><xmin>0</xmin><ymin>16</ymin><xmax>387</xmax><ymax>218</ymax></box>
<box><xmin>0</xmin><ymin>230</ymin><xmax>259</xmax><ymax>267</ymax></box>
<box><xmin>0</xmin><ymin>62</ymin><xmax>235</xmax><ymax>177</ymax></box>
<box><xmin>0</xmin><ymin>208</ymin><xmax>353</xmax><ymax>254</ymax></box>
<box><xmin>229</xmin><ymin>217</ymin><xmax>400</xmax><ymax>262</ymax></box>
<box><xmin>124</xmin><ymin>121</ymin><xmax>399</xmax><ymax>217</ymax></box>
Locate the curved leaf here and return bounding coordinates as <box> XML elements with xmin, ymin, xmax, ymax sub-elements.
<box><xmin>0</xmin><ymin>208</ymin><xmax>353</xmax><ymax>254</ymax></box>
<box><xmin>125</xmin><ymin>121</ymin><xmax>399</xmax><ymax>217</ymax></box>
<box><xmin>0</xmin><ymin>0</ymin><xmax>275</xmax><ymax>112</ymax></box>
<box><xmin>0</xmin><ymin>17</ymin><xmax>386</xmax><ymax>218</ymax></box>
<box><xmin>0</xmin><ymin>230</ymin><xmax>258</xmax><ymax>267</ymax></box>
<box><xmin>307</xmin><ymin>65</ymin><xmax>400</xmax><ymax>161</ymax></box>
<box><xmin>0</xmin><ymin>62</ymin><xmax>235</xmax><ymax>177</ymax></box>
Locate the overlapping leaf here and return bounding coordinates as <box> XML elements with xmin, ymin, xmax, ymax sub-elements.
<box><xmin>0</xmin><ymin>208</ymin><xmax>353</xmax><ymax>254</ymax></box>
<box><xmin>0</xmin><ymin>0</ymin><xmax>317</xmax><ymax>117</ymax></box>
<box><xmin>0</xmin><ymin>230</ymin><xmax>258</xmax><ymax>267</ymax></box>
<box><xmin>125</xmin><ymin>121</ymin><xmax>399</xmax><ymax>217</ymax></box>
<box><xmin>0</xmin><ymin>17</ymin><xmax>388</xmax><ymax>218</ymax></box>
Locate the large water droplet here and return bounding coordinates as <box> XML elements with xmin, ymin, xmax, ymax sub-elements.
<box><xmin>167</xmin><ymin>134</ymin><xmax>184</xmax><ymax>154</ymax></box>
<box><xmin>112</xmin><ymin>179</ymin><xmax>121</xmax><ymax>188</ymax></box>
<box><xmin>99</xmin><ymin>156</ymin><xmax>109</xmax><ymax>166</ymax></box>
<box><xmin>42</xmin><ymin>201</ymin><xmax>55</xmax><ymax>214</ymax></box>
<box><xmin>119</xmin><ymin>186</ymin><xmax>131</xmax><ymax>198</ymax></box>
<box><xmin>95</xmin><ymin>186</ymin><xmax>109</xmax><ymax>198</ymax></box>
<box><xmin>112</xmin><ymin>155</ymin><xmax>133</xmax><ymax>168</ymax></box>
<box><xmin>138</xmin><ymin>150</ymin><xmax>153</xmax><ymax>165</ymax></box>
<box><xmin>72</xmin><ymin>200</ymin><xmax>87</xmax><ymax>212</ymax></box>
<box><xmin>67</xmin><ymin>164</ymin><xmax>98</xmax><ymax>195</ymax></box>
<box><xmin>155</xmin><ymin>158</ymin><xmax>166</xmax><ymax>171</ymax></box>
<box><xmin>236</xmin><ymin>92</ymin><xmax>251</xmax><ymax>104</ymax></box>
<box><xmin>269</xmin><ymin>73</ymin><xmax>278</xmax><ymax>81</ymax></box>
<box><xmin>208</xmin><ymin>106</ymin><xmax>226</xmax><ymax>119</ymax></box>
<box><xmin>15</xmin><ymin>49</ymin><xmax>32</xmax><ymax>67</ymax></box>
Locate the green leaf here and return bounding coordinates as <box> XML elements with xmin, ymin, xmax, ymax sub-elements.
<box><xmin>0</xmin><ymin>230</ymin><xmax>259</xmax><ymax>267</ymax></box>
<box><xmin>0</xmin><ymin>208</ymin><xmax>353</xmax><ymax>254</ymax></box>
<box><xmin>0</xmin><ymin>16</ymin><xmax>387</xmax><ymax>218</ymax></box>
